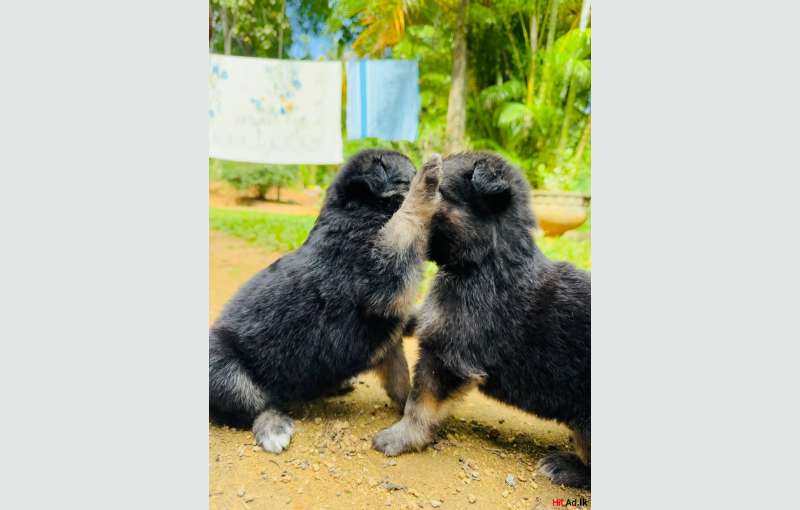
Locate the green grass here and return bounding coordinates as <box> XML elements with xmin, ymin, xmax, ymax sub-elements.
<box><xmin>210</xmin><ymin>208</ymin><xmax>590</xmax><ymax>274</ymax></box>
<box><xmin>537</xmin><ymin>235</ymin><xmax>591</xmax><ymax>270</ymax></box>
<box><xmin>210</xmin><ymin>208</ymin><xmax>316</xmax><ymax>252</ymax></box>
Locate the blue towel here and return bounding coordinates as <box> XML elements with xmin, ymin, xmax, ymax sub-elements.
<box><xmin>346</xmin><ymin>59</ymin><xmax>420</xmax><ymax>141</ymax></box>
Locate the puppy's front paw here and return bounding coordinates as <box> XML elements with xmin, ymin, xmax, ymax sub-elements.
<box><xmin>373</xmin><ymin>418</ymin><xmax>426</xmax><ymax>456</ymax></box>
<box><xmin>253</xmin><ymin>410</ymin><xmax>295</xmax><ymax>454</ymax></box>
<box><xmin>412</xmin><ymin>154</ymin><xmax>443</xmax><ymax>200</ymax></box>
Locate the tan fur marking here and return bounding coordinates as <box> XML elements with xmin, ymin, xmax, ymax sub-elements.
<box><xmin>373</xmin><ymin>340</ymin><xmax>411</xmax><ymax>410</ymax></box>
<box><xmin>377</xmin><ymin>155</ymin><xmax>441</xmax><ymax>255</ymax></box>
<box><xmin>407</xmin><ymin>379</ymin><xmax>479</xmax><ymax>437</ymax></box>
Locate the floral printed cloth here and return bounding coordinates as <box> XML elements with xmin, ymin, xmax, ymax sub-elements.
<box><xmin>209</xmin><ymin>54</ymin><xmax>343</xmax><ymax>164</ymax></box>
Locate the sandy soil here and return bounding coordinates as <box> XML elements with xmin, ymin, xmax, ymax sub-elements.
<box><xmin>209</xmin><ymin>231</ymin><xmax>591</xmax><ymax>509</ymax></box>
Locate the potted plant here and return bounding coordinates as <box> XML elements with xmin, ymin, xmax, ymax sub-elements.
<box><xmin>531</xmin><ymin>157</ymin><xmax>590</xmax><ymax>237</ymax></box>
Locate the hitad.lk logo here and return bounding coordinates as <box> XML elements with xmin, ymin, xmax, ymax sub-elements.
<box><xmin>551</xmin><ymin>496</ymin><xmax>590</xmax><ymax>507</ymax></box>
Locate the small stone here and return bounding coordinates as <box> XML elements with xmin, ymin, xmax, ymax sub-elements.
<box><xmin>505</xmin><ymin>474</ymin><xmax>516</xmax><ymax>487</ymax></box>
<box><xmin>237</xmin><ymin>487</ymin><xmax>246</xmax><ymax>497</ymax></box>
<box><xmin>467</xmin><ymin>494</ymin><xmax>477</xmax><ymax>504</ymax></box>
<box><xmin>387</xmin><ymin>459</ymin><xmax>398</xmax><ymax>467</ymax></box>
<box><xmin>430</xmin><ymin>500</ymin><xmax>442</xmax><ymax>508</ymax></box>
<box><xmin>244</xmin><ymin>496</ymin><xmax>255</xmax><ymax>503</ymax></box>
<box><xmin>384</xmin><ymin>481</ymin><xmax>406</xmax><ymax>491</ymax></box>
<box><xmin>314</xmin><ymin>417</ymin><xmax>322</xmax><ymax>424</ymax></box>
<box><xmin>502</xmin><ymin>490</ymin><xmax>510</xmax><ymax>498</ymax></box>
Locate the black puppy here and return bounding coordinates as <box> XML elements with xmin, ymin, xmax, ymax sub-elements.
<box><xmin>373</xmin><ymin>152</ymin><xmax>591</xmax><ymax>488</ymax></box>
<box><xmin>210</xmin><ymin>149</ymin><xmax>442</xmax><ymax>453</ymax></box>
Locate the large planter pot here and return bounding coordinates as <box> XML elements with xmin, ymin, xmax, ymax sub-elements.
<box><xmin>531</xmin><ymin>190</ymin><xmax>591</xmax><ymax>236</ymax></box>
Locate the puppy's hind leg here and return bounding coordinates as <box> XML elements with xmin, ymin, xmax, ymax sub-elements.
<box><xmin>537</xmin><ymin>425</ymin><xmax>591</xmax><ymax>489</ymax></box>
<box><xmin>374</xmin><ymin>340</ymin><xmax>411</xmax><ymax>412</ymax></box>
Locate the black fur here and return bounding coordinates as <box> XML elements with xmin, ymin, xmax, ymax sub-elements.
<box><xmin>417</xmin><ymin>152</ymin><xmax>591</xmax><ymax>487</ymax></box>
<box><xmin>209</xmin><ymin>149</ymin><xmax>423</xmax><ymax>434</ymax></box>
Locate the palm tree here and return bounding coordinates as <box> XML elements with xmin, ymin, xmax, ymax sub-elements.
<box><xmin>444</xmin><ymin>0</ymin><xmax>468</xmax><ymax>154</ymax></box>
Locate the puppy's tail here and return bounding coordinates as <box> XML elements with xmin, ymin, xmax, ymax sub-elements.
<box><xmin>209</xmin><ymin>328</ymin><xmax>268</xmax><ymax>429</ymax></box>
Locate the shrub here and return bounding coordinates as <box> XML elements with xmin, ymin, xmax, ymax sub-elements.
<box><xmin>220</xmin><ymin>165</ymin><xmax>299</xmax><ymax>201</ymax></box>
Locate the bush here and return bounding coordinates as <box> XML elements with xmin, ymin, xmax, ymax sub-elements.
<box><xmin>220</xmin><ymin>165</ymin><xmax>299</xmax><ymax>201</ymax></box>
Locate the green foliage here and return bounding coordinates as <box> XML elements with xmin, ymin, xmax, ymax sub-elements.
<box><xmin>210</xmin><ymin>0</ymin><xmax>292</xmax><ymax>57</ymax></box>
<box><xmin>471</xmin><ymin>26</ymin><xmax>591</xmax><ymax>192</ymax></box>
<box><xmin>210</xmin><ymin>208</ymin><xmax>316</xmax><ymax>252</ymax></box>
<box><xmin>210</xmin><ymin>0</ymin><xmax>592</xmax><ymax>195</ymax></box>
<box><xmin>209</xmin><ymin>158</ymin><xmax>224</xmax><ymax>182</ymax></box>
<box><xmin>220</xmin><ymin>164</ymin><xmax>299</xmax><ymax>201</ymax></box>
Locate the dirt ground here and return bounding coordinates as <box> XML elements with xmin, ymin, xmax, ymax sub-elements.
<box><xmin>210</xmin><ymin>182</ymin><xmax>322</xmax><ymax>216</ymax></box>
<box><xmin>209</xmin><ymin>230</ymin><xmax>591</xmax><ymax>509</ymax></box>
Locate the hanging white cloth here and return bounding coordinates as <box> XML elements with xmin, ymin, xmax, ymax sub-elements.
<box><xmin>209</xmin><ymin>54</ymin><xmax>343</xmax><ymax>164</ymax></box>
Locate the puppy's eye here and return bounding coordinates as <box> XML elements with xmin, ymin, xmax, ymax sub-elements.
<box><xmin>463</xmin><ymin>170</ymin><xmax>474</xmax><ymax>181</ymax></box>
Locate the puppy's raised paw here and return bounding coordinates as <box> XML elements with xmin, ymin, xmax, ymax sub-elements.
<box><xmin>412</xmin><ymin>154</ymin><xmax>443</xmax><ymax>199</ymax></box>
<box><xmin>537</xmin><ymin>452</ymin><xmax>590</xmax><ymax>489</ymax></box>
<box><xmin>253</xmin><ymin>409</ymin><xmax>295</xmax><ymax>454</ymax></box>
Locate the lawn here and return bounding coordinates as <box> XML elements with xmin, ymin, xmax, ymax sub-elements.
<box><xmin>210</xmin><ymin>208</ymin><xmax>316</xmax><ymax>253</ymax></box>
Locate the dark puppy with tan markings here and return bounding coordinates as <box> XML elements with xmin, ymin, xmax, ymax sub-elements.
<box><xmin>373</xmin><ymin>152</ymin><xmax>591</xmax><ymax>488</ymax></box>
<box><xmin>210</xmin><ymin>149</ymin><xmax>442</xmax><ymax>453</ymax></box>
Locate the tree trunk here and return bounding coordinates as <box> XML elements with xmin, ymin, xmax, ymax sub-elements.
<box><xmin>526</xmin><ymin>11</ymin><xmax>538</xmax><ymax>107</ymax></box>
<box><xmin>445</xmin><ymin>0</ymin><xmax>469</xmax><ymax>155</ymax></box>
<box><xmin>579</xmin><ymin>0</ymin><xmax>591</xmax><ymax>31</ymax></box>
<box><xmin>221</xmin><ymin>7</ymin><xmax>233</xmax><ymax>55</ymax></box>
<box><xmin>546</xmin><ymin>0</ymin><xmax>560</xmax><ymax>49</ymax></box>
<box><xmin>556</xmin><ymin>74</ymin><xmax>578</xmax><ymax>165</ymax></box>
<box><xmin>573</xmin><ymin>115</ymin><xmax>591</xmax><ymax>162</ymax></box>
<box><xmin>278</xmin><ymin>0</ymin><xmax>286</xmax><ymax>58</ymax></box>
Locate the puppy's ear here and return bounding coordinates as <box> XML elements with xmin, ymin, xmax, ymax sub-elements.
<box><xmin>345</xmin><ymin>157</ymin><xmax>389</xmax><ymax>199</ymax></box>
<box><xmin>471</xmin><ymin>160</ymin><xmax>511</xmax><ymax>212</ymax></box>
